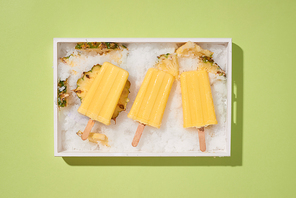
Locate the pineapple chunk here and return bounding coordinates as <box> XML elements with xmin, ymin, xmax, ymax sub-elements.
<box><xmin>176</xmin><ymin>41</ymin><xmax>213</xmax><ymax>57</ymax></box>
<box><xmin>57</xmin><ymin>79</ymin><xmax>69</xmax><ymax>107</ymax></box>
<box><xmin>156</xmin><ymin>53</ymin><xmax>179</xmax><ymax>79</ymax></box>
<box><xmin>76</xmin><ymin>130</ymin><xmax>110</xmax><ymax>147</ymax></box>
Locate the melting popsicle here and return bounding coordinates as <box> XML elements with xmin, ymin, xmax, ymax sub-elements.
<box><xmin>180</xmin><ymin>69</ymin><xmax>217</xmax><ymax>152</ymax></box>
<box><xmin>78</xmin><ymin>62</ymin><xmax>129</xmax><ymax>140</ymax></box>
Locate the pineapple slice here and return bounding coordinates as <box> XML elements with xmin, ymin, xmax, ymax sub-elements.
<box><xmin>57</xmin><ymin>79</ymin><xmax>69</xmax><ymax>107</ymax></box>
<box><xmin>74</xmin><ymin>64</ymin><xmax>131</xmax><ymax>121</ymax></box>
<box><xmin>155</xmin><ymin>53</ymin><xmax>179</xmax><ymax>79</ymax></box>
<box><xmin>75</xmin><ymin>42</ymin><xmax>127</xmax><ymax>55</ymax></box>
<box><xmin>176</xmin><ymin>41</ymin><xmax>213</xmax><ymax>57</ymax></box>
<box><xmin>176</xmin><ymin>41</ymin><xmax>226</xmax><ymax>77</ymax></box>
<box><xmin>198</xmin><ymin>56</ymin><xmax>226</xmax><ymax>77</ymax></box>
<box><xmin>112</xmin><ymin>80</ymin><xmax>130</xmax><ymax>121</ymax></box>
<box><xmin>76</xmin><ymin>130</ymin><xmax>110</xmax><ymax>147</ymax></box>
<box><xmin>60</xmin><ymin>53</ymin><xmax>75</xmax><ymax>65</ymax></box>
<box><xmin>74</xmin><ymin>64</ymin><xmax>102</xmax><ymax>100</ymax></box>
<box><xmin>60</xmin><ymin>42</ymin><xmax>127</xmax><ymax>66</ymax></box>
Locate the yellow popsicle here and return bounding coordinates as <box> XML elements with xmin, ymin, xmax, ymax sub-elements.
<box><xmin>78</xmin><ymin>62</ymin><xmax>129</xmax><ymax>125</ymax></box>
<box><xmin>180</xmin><ymin>69</ymin><xmax>217</xmax><ymax>128</ymax></box>
<box><xmin>128</xmin><ymin>68</ymin><xmax>174</xmax><ymax>128</ymax></box>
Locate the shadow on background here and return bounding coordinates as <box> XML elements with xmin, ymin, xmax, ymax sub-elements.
<box><xmin>63</xmin><ymin>43</ymin><xmax>243</xmax><ymax>166</ymax></box>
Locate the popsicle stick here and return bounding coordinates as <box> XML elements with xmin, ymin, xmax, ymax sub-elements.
<box><xmin>198</xmin><ymin>127</ymin><xmax>206</xmax><ymax>152</ymax></box>
<box><xmin>81</xmin><ymin>119</ymin><xmax>95</xmax><ymax>140</ymax></box>
<box><xmin>132</xmin><ymin>123</ymin><xmax>146</xmax><ymax>147</ymax></box>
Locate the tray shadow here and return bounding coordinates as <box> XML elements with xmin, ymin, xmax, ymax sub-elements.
<box><xmin>63</xmin><ymin>43</ymin><xmax>243</xmax><ymax>166</ymax></box>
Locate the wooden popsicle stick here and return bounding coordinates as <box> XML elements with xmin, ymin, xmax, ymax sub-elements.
<box><xmin>132</xmin><ymin>123</ymin><xmax>146</xmax><ymax>147</ymax></box>
<box><xmin>198</xmin><ymin>127</ymin><xmax>206</xmax><ymax>152</ymax></box>
<box><xmin>81</xmin><ymin>119</ymin><xmax>95</xmax><ymax>140</ymax></box>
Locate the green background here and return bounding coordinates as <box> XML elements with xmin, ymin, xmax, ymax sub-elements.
<box><xmin>1</xmin><ymin>0</ymin><xmax>295</xmax><ymax>197</ymax></box>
